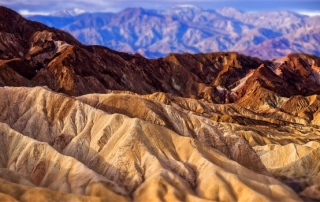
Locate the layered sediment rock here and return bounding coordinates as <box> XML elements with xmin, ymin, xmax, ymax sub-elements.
<box><xmin>0</xmin><ymin>86</ymin><xmax>301</xmax><ymax>201</ymax></box>
<box><xmin>0</xmin><ymin>6</ymin><xmax>320</xmax><ymax>201</ymax></box>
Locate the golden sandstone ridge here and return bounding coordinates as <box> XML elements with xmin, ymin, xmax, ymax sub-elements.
<box><xmin>0</xmin><ymin>6</ymin><xmax>319</xmax><ymax>201</ymax></box>
<box><xmin>0</xmin><ymin>86</ymin><xmax>301</xmax><ymax>201</ymax></box>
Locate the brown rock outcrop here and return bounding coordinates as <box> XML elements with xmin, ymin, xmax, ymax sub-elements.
<box><xmin>1</xmin><ymin>6</ymin><xmax>320</xmax><ymax>106</ymax></box>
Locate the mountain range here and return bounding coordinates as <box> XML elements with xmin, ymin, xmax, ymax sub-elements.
<box><xmin>1</xmin><ymin>5</ymin><xmax>320</xmax><ymax>201</ymax></box>
<box><xmin>26</xmin><ymin>6</ymin><xmax>320</xmax><ymax>59</ymax></box>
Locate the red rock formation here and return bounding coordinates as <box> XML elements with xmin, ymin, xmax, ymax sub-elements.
<box><xmin>1</xmin><ymin>6</ymin><xmax>320</xmax><ymax>105</ymax></box>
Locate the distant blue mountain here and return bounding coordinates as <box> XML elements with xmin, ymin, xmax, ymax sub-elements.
<box><xmin>26</xmin><ymin>6</ymin><xmax>320</xmax><ymax>59</ymax></box>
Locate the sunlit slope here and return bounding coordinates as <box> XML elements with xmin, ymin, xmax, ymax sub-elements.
<box><xmin>0</xmin><ymin>86</ymin><xmax>301</xmax><ymax>201</ymax></box>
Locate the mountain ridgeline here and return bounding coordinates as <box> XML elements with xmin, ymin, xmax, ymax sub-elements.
<box><xmin>27</xmin><ymin>6</ymin><xmax>320</xmax><ymax>60</ymax></box>
<box><xmin>2</xmin><ymin>6</ymin><xmax>320</xmax><ymax>104</ymax></box>
<box><xmin>1</xmin><ymin>6</ymin><xmax>320</xmax><ymax>201</ymax></box>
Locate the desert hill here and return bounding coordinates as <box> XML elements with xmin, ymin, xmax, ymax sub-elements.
<box><xmin>0</xmin><ymin>6</ymin><xmax>319</xmax><ymax>201</ymax></box>
<box><xmin>2</xmin><ymin>7</ymin><xmax>320</xmax><ymax>104</ymax></box>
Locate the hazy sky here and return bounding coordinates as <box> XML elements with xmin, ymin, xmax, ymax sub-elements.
<box><xmin>1</xmin><ymin>0</ymin><xmax>320</xmax><ymax>16</ymax></box>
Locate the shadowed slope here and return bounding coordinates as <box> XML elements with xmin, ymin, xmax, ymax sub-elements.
<box><xmin>1</xmin><ymin>6</ymin><xmax>320</xmax><ymax>104</ymax></box>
